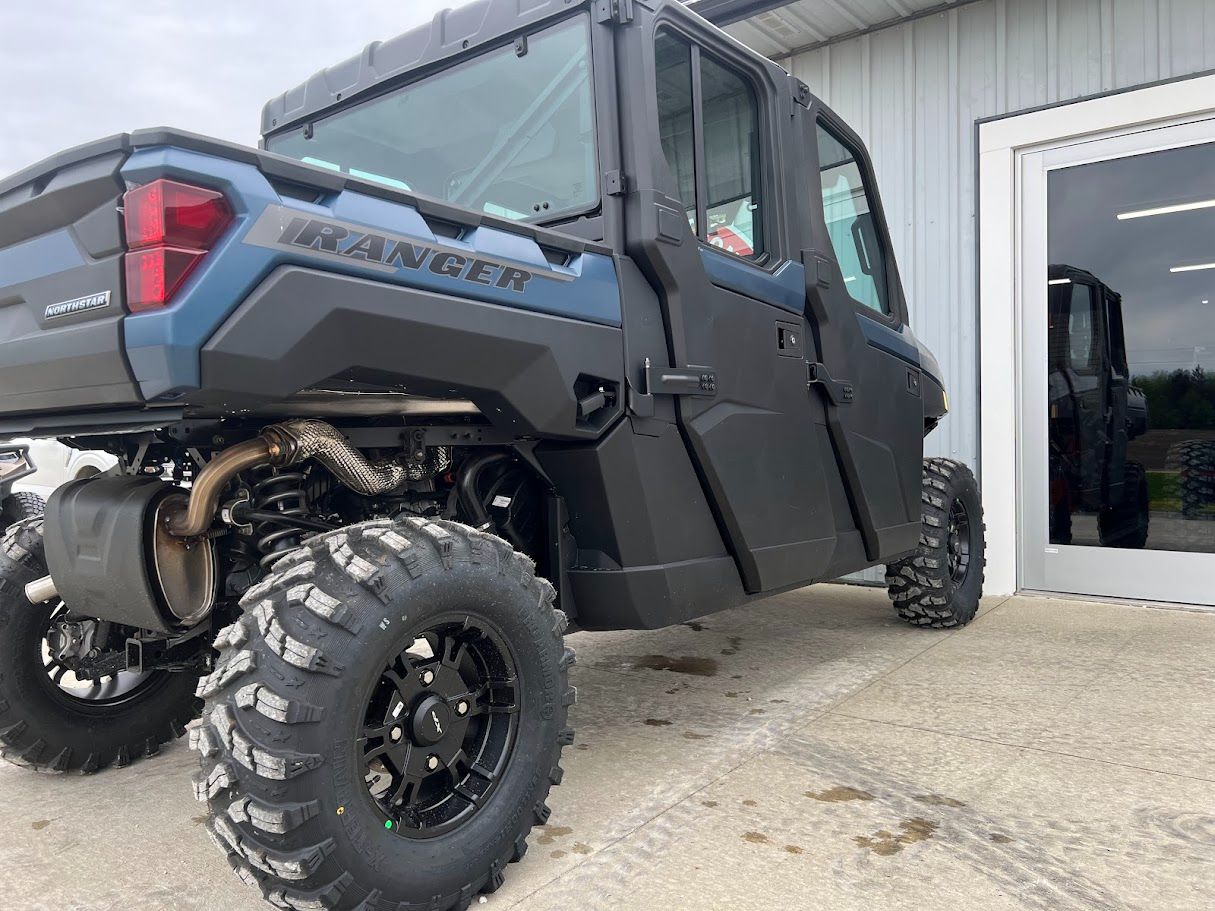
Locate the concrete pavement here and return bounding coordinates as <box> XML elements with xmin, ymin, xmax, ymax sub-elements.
<box><xmin>1</xmin><ymin>585</ymin><xmax>1212</xmax><ymax>910</ymax></box>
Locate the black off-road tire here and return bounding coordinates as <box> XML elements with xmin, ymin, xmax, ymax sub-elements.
<box><xmin>0</xmin><ymin>491</ymin><xmax>45</xmax><ymax>526</ymax></box>
<box><xmin>1169</xmin><ymin>440</ymin><xmax>1215</xmax><ymax>518</ymax></box>
<box><xmin>0</xmin><ymin>517</ymin><xmax>202</xmax><ymax>773</ymax></box>
<box><xmin>191</xmin><ymin>516</ymin><xmax>575</xmax><ymax>911</ymax></box>
<box><xmin>886</xmin><ymin>458</ymin><xmax>986</xmax><ymax>629</ymax></box>
<box><xmin>1097</xmin><ymin>461</ymin><xmax>1150</xmax><ymax>549</ymax></box>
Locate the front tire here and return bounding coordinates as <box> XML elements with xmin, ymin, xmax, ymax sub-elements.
<box><xmin>0</xmin><ymin>518</ymin><xmax>202</xmax><ymax>773</ymax></box>
<box><xmin>886</xmin><ymin>458</ymin><xmax>986</xmax><ymax>628</ymax></box>
<box><xmin>191</xmin><ymin>516</ymin><xmax>575</xmax><ymax>911</ymax></box>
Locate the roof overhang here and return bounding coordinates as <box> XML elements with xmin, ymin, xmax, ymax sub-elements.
<box><xmin>687</xmin><ymin>0</ymin><xmax>802</xmax><ymax>28</ymax></box>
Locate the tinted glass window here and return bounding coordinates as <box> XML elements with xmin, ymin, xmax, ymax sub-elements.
<box><xmin>654</xmin><ymin>30</ymin><xmax>697</xmax><ymax>234</ymax></box>
<box><xmin>1046</xmin><ymin>140</ymin><xmax>1215</xmax><ymax>553</ymax></box>
<box><xmin>653</xmin><ymin>33</ymin><xmax>766</xmax><ymax>260</ymax></box>
<box><xmin>701</xmin><ymin>55</ymin><xmax>763</xmax><ymax>259</ymax></box>
<box><xmin>269</xmin><ymin>16</ymin><xmax>597</xmax><ymax>222</ymax></box>
<box><xmin>816</xmin><ymin>123</ymin><xmax>890</xmax><ymax>314</ymax></box>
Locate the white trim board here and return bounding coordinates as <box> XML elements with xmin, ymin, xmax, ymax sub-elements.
<box><xmin>977</xmin><ymin>73</ymin><xmax>1215</xmax><ymax>597</ymax></box>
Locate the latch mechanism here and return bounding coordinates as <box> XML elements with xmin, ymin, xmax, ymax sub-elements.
<box><xmin>807</xmin><ymin>361</ymin><xmax>854</xmax><ymax>406</ymax></box>
<box><xmin>644</xmin><ymin>358</ymin><xmax>717</xmax><ymax>396</ymax></box>
<box><xmin>628</xmin><ymin>357</ymin><xmax>717</xmax><ymax>419</ymax></box>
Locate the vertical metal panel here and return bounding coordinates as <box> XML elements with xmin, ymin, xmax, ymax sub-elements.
<box><xmin>785</xmin><ymin>0</ymin><xmax>1215</xmax><ymax>480</ymax></box>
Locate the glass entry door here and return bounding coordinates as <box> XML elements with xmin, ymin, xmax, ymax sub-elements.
<box><xmin>1019</xmin><ymin>118</ymin><xmax>1215</xmax><ymax>606</ymax></box>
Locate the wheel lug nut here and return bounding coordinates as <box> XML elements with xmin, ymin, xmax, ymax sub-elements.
<box><xmin>426</xmin><ymin>754</ymin><xmax>440</xmax><ymax>771</ymax></box>
<box><xmin>456</xmin><ymin>701</ymin><xmax>469</xmax><ymax>716</ymax></box>
<box><xmin>389</xmin><ymin>726</ymin><xmax>403</xmax><ymax>743</ymax></box>
<box><xmin>421</xmin><ymin>670</ymin><xmax>435</xmax><ymax>686</ymax></box>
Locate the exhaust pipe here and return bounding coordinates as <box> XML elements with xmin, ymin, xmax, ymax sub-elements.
<box><xmin>168</xmin><ymin>419</ymin><xmax>417</xmax><ymax>538</ymax></box>
<box><xmin>25</xmin><ymin>574</ymin><xmax>58</xmax><ymax>605</ymax></box>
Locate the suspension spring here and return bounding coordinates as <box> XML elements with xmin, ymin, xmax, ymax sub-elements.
<box><xmin>251</xmin><ymin>467</ymin><xmax>310</xmax><ymax>568</ymax></box>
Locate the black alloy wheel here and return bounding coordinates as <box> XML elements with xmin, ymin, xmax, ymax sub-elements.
<box><xmin>361</xmin><ymin>618</ymin><xmax>520</xmax><ymax>838</ymax></box>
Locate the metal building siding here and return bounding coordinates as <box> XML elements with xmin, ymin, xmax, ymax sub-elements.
<box><xmin>781</xmin><ymin>0</ymin><xmax>1215</xmax><ymax>474</ymax></box>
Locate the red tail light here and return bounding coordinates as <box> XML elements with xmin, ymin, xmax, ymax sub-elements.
<box><xmin>122</xmin><ymin>179</ymin><xmax>233</xmax><ymax>312</ymax></box>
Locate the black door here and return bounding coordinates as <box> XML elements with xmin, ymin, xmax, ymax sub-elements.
<box><xmin>625</xmin><ymin>27</ymin><xmax>840</xmax><ymax>594</ymax></box>
<box><xmin>795</xmin><ymin>106</ymin><xmax>926</xmax><ymax>562</ymax></box>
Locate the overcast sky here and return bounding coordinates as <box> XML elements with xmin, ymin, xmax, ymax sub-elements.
<box><xmin>0</xmin><ymin>1</ymin><xmax>460</xmax><ymax>177</ymax></box>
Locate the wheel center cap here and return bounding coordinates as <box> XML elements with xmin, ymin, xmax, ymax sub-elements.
<box><xmin>411</xmin><ymin>695</ymin><xmax>453</xmax><ymax>746</ymax></box>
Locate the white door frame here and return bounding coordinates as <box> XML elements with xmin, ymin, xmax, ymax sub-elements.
<box><xmin>978</xmin><ymin>73</ymin><xmax>1215</xmax><ymax>597</ymax></box>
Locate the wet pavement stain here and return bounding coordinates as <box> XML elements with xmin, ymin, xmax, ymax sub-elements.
<box><xmin>571</xmin><ymin>843</ymin><xmax>593</xmax><ymax>855</ymax></box>
<box><xmin>720</xmin><ymin>636</ymin><xmax>744</xmax><ymax>657</ymax></box>
<box><xmin>550</xmin><ymin>849</ymin><xmax>567</xmax><ymax>859</ymax></box>
<box><xmin>989</xmin><ymin>833</ymin><xmax>1014</xmax><ymax>844</ymax></box>
<box><xmin>192</xmin><ymin>815</ymin><xmax>208</xmax><ymax>826</ymax></box>
<box><xmin>914</xmin><ymin>794</ymin><xmax>967</xmax><ymax>808</ymax></box>
<box><xmin>683</xmin><ymin>621</ymin><xmax>708</xmax><ymax>631</ymax></box>
<box><xmin>742</xmin><ymin>799</ymin><xmax>758</xmax><ymax>807</ymax></box>
<box><xmin>742</xmin><ymin>831</ymin><xmax>770</xmax><ymax>845</ymax></box>
<box><xmin>748</xmin><ymin>708</ymin><xmax>766</xmax><ymax>715</ymax></box>
<box><xmin>784</xmin><ymin>845</ymin><xmax>805</xmax><ymax>855</ymax></box>
<box><xmin>537</xmin><ymin>824</ymin><xmax>574</xmax><ymax>845</ymax></box>
<box><xmin>30</xmin><ymin>820</ymin><xmax>50</xmax><ymax>831</ymax></box>
<box><xmin>575</xmin><ymin>744</ymin><xmax>590</xmax><ymax>751</ymax></box>
<box><xmin>643</xmin><ymin>719</ymin><xmax>672</xmax><ymax>727</ymax></box>
<box><xmin>805</xmin><ymin>786</ymin><xmax>876</xmax><ymax>803</ymax></box>
<box><xmin>682</xmin><ymin>731</ymin><xmax>709</xmax><ymax>740</ymax></box>
<box><xmin>701</xmin><ymin>800</ymin><xmax>719</xmax><ymax>808</ymax></box>
<box><xmin>853</xmin><ymin>818</ymin><xmax>939</xmax><ymax>857</ymax></box>
<box><xmin>631</xmin><ymin>655</ymin><xmax>719</xmax><ymax>677</ymax></box>
<box><xmin>723</xmin><ymin>691</ymin><xmax>741</xmax><ymax>698</ymax></box>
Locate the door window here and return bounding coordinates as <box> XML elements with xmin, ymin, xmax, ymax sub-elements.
<box><xmin>654</xmin><ymin>31</ymin><xmax>698</xmax><ymax>235</ymax></box>
<box><xmin>816</xmin><ymin>123</ymin><xmax>890</xmax><ymax>314</ymax></box>
<box><xmin>654</xmin><ymin>29</ymin><xmax>766</xmax><ymax>260</ymax></box>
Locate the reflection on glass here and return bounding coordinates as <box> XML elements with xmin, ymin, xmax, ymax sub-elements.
<box><xmin>1048</xmin><ymin>142</ymin><xmax>1215</xmax><ymax>554</ymax></box>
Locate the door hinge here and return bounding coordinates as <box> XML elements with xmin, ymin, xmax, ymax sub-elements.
<box><xmin>807</xmin><ymin>361</ymin><xmax>854</xmax><ymax>406</ymax></box>
<box><xmin>596</xmin><ymin>0</ymin><xmax>634</xmax><ymax>25</ymax></box>
<box><xmin>793</xmin><ymin>79</ymin><xmax>812</xmax><ymax>109</ymax></box>
<box><xmin>603</xmin><ymin>169</ymin><xmax>628</xmax><ymax>197</ymax></box>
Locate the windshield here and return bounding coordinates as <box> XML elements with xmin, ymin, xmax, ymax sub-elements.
<box><xmin>268</xmin><ymin>15</ymin><xmax>598</xmax><ymax>222</ymax></box>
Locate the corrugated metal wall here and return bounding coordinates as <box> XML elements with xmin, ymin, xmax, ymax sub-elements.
<box><xmin>784</xmin><ymin>0</ymin><xmax>1215</xmax><ymax>472</ymax></box>
<box><xmin>780</xmin><ymin>0</ymin><xmax>1215</xmax><ymax>582</ymax></box>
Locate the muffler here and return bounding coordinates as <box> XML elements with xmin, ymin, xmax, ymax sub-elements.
<box><xmin>27</xmin><ymin>420</ymin><xmax>410</xmax><ymax>630</ymax></box>
<box><xmin>36</xmin><ymin>476</ymin><xmax>216</xmax><ymax>633</ymax></box>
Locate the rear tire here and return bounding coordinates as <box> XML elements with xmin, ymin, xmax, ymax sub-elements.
<box><xmin>0</xmin><ymin>490</ymin><xmax>45</xmax><ymax>526</ymax></box>
<box><xmin>0</xmin><ymin>518</ymin><xmax>202</xmax><ymax>773</ymax></box>
<box><xmin>886</xmin><ymin>458</ymin><xmax>986</xmax><ymax>629</ymax></box>
<box><xmin>191</xmin><ymin>516</ymin><xmax>575</xmax><ymax>911</ymax></box>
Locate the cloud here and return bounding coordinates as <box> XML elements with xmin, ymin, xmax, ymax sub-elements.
<box><xmin>0</xmin><ymin>0</ymin><xmax>457</xmax><ymax>176</ymax></box>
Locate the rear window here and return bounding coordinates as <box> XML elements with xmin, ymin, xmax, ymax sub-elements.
<box><xmin>268</xmin><ymin>16</ymin><xmax>598</xmax><ymax>222</ymax></box>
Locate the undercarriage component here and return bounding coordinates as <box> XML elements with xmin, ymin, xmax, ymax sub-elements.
<box><xmin>261</xmin><ymin>419</ymin><xmax>423</xmax><ymax>496</ymax></box>
<box><xmin>42</xmin><ymin>476</ymin><xmax>217</xmax><ymax>633</ymax></box>
<box><xmin>170</xmin><ymin>418</ymin><xmax>430</xmax><ymax>538</ymax></box>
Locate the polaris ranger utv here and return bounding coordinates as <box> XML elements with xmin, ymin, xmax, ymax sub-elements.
<box><xmin>0</xmin><ymin>1</ymin><xmax>984</xmax><ymax>908</ymax></box>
